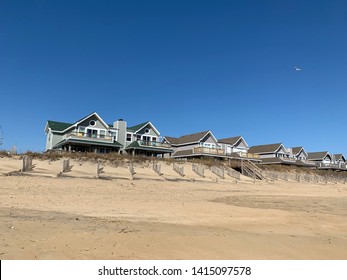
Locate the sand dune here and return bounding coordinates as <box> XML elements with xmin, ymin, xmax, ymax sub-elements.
<box><xmin>0</xmin><ymin>157</ymin><xmax>346</xmax><ymax>259</ymax></box>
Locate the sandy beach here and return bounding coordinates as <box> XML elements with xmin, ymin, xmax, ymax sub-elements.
<box><xmin>1</xmin><ymin>157</ymin><xmax>347</xmax><ymax>259</ymax></box>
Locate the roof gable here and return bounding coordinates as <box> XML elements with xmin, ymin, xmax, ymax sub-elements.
<box><xmin>291</xmin><ymin>147</ymin><xmax>308</xmax><ymax>157</ymax></box>
<box><xmin>127</xmin><ymin>121</ymin><xmax>150</xmax><ymax>132</ymax></box>
<box><xmin>62</xmin><ymin>112</ymin><xmax>110</xmax><ymax>133</ymax></box>
<box><xmin>164</xmin><ymin>130</ymin><xmax>217</xmax><ymax>146</ymax></box>
<box><xmin>127</xmin><ymin>121</ymin><xmax>160</xmax><ymax>135</ymax></box>
<box><xmin>333</xmin><ymin>154</ymin><xmax>346</xmax><ymax>162</ymax></box>
<box><xmin>248</xmin><ymin>143</ymin><xmax>283</xmax><ymax>154</ymax></box>
<box><xmin>218</xmin><ymin>136</ymin><xmax>248</xmax><ymax>148</ymax></box>
<box><xmin>307</xmin><ymin>151</ymin><xmax>330</xmax><ymax>160</ymax></box>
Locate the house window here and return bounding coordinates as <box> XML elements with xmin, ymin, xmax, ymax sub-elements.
<box><xmin>87</xmin><ymin>129</ymin><xmax>98</xmax><ymax>138</ymax></box>
<box><xmin>89</xmin><ymin>120</ymin><xmax>96</xmax><ymax>126</ymax></box>
<box><xmin>110</xmin><ymin>131</ymin><xmax>117</xmax><ymax>140</ymax></box>
<box><xmin>145</xmin><ymin>128</ymin><xmax>150</xmax><ymax>134</ymax></box>
<box><xmin>202</xmin><ymin>143</ymin><xmax>215</xmax><ymax>148</ymax></box>
<box><xmin>136</xmin><ymin>135</ymin><xmax>141</xmax><ymax>141</ymax></box>
<box><xmin>126</xmin><ymin>133</ymin><xmax>132</xmax><ymax>141</ymax></box>
<box><xmin>152</xmin><ymin>137</ymin><xmax>157</xmax><ymax>142</ymax></box>
<box><xmin>99</xmin><ymin>130</ymin><xmax>106</xmax><ymax>138</ymax></box>
<box><xmin>78</xmin><ymin>126</ymin><xmax>85</xmax><ymax>136</ymax></box>
<box><xmin>143</xmin><ymin>136</ymin><xmax>150</xmax><ymax>142</ymax></box>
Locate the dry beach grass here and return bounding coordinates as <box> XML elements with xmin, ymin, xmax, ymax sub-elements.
<box><xmin>0</xmin><ymin>155</ymin><xmax>347</xmax><ymax>260</ymax></box>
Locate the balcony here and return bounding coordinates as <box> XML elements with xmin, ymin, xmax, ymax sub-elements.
<box><xmin>193</xmin><ymin>147</ymin><xmax>226</xmax><ymax>155</ymax></box>
<box><xmin>137</xmin><ymin>140</ymin><xmax>172</xmax><ymax>149</ymax></box>
<box><xmin>237</xmin><ymin>152</ymin><xmax>260</xmax><ymax>159</ymax></box>
<box><xmin>317</xmin><ymin>162</ymin><xmax>347</xmax><ymax>169</ymax></box>
<box><xmin>63</xmin><ymin>132</ymin><xmax>114</xmax><ymax>142</ymax></box>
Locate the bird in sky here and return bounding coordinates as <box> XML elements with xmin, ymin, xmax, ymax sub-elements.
<box><xmin>294</xmin><ymin>65</ymin><xmax>302</xmax><ymax>71</ymax></box>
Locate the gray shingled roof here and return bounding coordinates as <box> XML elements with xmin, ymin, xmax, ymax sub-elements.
<box><xmin>218</xmin><ymin>136</ymin><xmax>242</xmax><ymax>146</ymax></box>
<box><xmin>307</xmin><ymin>151</ymin><xmax>329</xmax><ymax>160</ymax></box>
<box><xmin>248</xmin><ymin>143</ymin><xmax>283</xmax><ymax>154</ymax></box>
<box><xmin>165</xmin><ymin>131</ymin><xmax>210</xmax><ymax>145</ymax></box>
<box><xmin>333</xmin><ymin>154</ymin><xmax>345</xmax><ymax>161</ymax></box>
<box><xmin>291</xmin><ymin>146</ymin><xmax>304</xmax><ymax>155</ymax></box>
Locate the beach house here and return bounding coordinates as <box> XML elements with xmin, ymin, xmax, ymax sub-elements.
<box><xmin>332</xmin><ymin>154</ymin><xmax>346</xmax><ymax>168</ymax></box>
<box><xmin>218</xmin><ymin>136</ymin><xmax>249</xmax><ymax>155</ymax></box>
<box><xmin>45</xmin><ymin>112</ymin><xmax>122</xmax><ymax>153</ymax></box>
<box><xmin>44</xmin><ymin>112</ymin><xmax>173</xmax><ymax>156</ymax></box>
<box><xmin>165</xmin><ymin>130</ymin><xmax>225</xmax><ymax>159</ymax></box>
<box><xmin>118</xmin><ymin>120</ymin><xmax>173</xmax><ymax>157</ymax></box>
<box><xmin>307</xmin><ymin>151</ymin><xmax>333</xmax><ymax>168</ymax></box>
<box><xmin>248</xmin><ymin>143</ymin><xmax>298</xmax><ymax>165</ymax></box>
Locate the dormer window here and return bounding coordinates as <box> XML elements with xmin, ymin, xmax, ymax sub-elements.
<box><xmin>89</xmin><ymin>120</ymin><xmax>96</xmax><ymax>126</ymax></box>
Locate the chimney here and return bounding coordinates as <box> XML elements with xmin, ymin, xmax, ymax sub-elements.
<box><xmin>113</xmin><ymin>119</ymin><xmax>127</xmax><ymax>146</ymax></box>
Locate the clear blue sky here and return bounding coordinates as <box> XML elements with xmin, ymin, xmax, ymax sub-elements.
<box><xmin>0</xmin><ymin>0</ymin><xmax>346</xmax><ymax>154</ymax></box>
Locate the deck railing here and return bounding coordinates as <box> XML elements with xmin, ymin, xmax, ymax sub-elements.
<box><xmin>280</xmin><ymin>157</ymin><xmax>296</xmax><ymax>162</ymax></box>
<box><xmin>193</xmin><ymin>147</ymin><xmax>225</xmax><ymax>155</ymax></box>
<box><xmin>137</xmin><ymin>140</ymin><xmax>172</xmax><ymax>149</ymax></box>
<box><xmin>237</xmin><ymin>152</ymin><xmax>260</xmax><ymax>159</ymax></box>
<box><xmin>64</xmin><ymin>132</ymin><xmax>114</xmax><ymax>141</ymax></box>
<box><xmin>318</xmin><ymin>162</ymin><xmax>347</xmax><ymax>169</ymax></box>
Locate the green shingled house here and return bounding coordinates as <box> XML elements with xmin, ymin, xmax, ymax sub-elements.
<box><xmin>44</xmin><ymin>112</ymin><xmax>173</xmax><ymax>157</ymax></box>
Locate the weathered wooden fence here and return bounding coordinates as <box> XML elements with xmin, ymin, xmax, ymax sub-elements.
<box><xmin>226</xmin><ymin>167</ymin><xmax>241</xmax><ymax>180</ymax></box>
<box><xmin>96</xmin><ymin>161</ymin><xmax>105</xmax><ymax>178</ymax></box>
<box><xmin>173</xmin><ymin>163</ymin><xmax>185</xmax><ymax>177</ymax></box>
<box><xmin>57</xmin><ymin>159</ymin><xmax>73</xmax><ymax>177</ymax></box>
<box><xmin>211</xmin><ymin>165</ymin><xmax>224</xmax><ymax>179</ymax></box>
<box><xmin>22</xmin><ymin>156</ymin><xmax>34</xmax><ymax>172</ymax></box>
<box><xmin>63</xmin><ymin>159</ymin><xmax>72</xmax><ymax>173</ymax></box>
<box><xmin>192</xmin><ymin>164</ymin><xmax>205</xmax><ymax>177</ymax></box>
<box><xmin>129</xmin><ymin>162</ymin><xmax>136</xmax><ymax>179</ymax></box>
<box><xmin>152</xmin><ymin>162</ymin><xmax>163</xmax><ymax>176</ymax></box>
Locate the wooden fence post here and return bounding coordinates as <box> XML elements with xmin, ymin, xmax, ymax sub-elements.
<box><xmin>192</xmin><ymin>164</ymin><xmax>205</xmax><ymax>177</ymax></box>
<box><xmin>211</xmin><ymin>165</ymin><xmax>224</xmax><ymax>179</ymax></box>
<box><xmin>152</xmin><ymin>161</ymin><xmax>163</xmax><ymax>176</ymax></box>
<box><xmin>22</xmin><ymin>156</ymin><xmax>33</xmax><ymax>172</ymax></box>
<box><xmin>96</xmin><ymin>161</ymin><xmax>105</xmax><ymax>179</ymax></box>
<box><xmin>173</xmin><ymin>163</ymin><xmax>185</xmax><ymax>177</ymax></box>
<box><xmin>129</xmin><ymin>162</ymin><xmax>136</xmax><ymax>180</ymax></box>
<box><xmin>57</xmin><ymin>159</ymin><xmax>73</xmax><ymax>177</ymax></box>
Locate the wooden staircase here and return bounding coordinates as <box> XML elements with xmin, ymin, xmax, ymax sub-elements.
<box><xmin>241</xmin><ymin>160</ymin><xmax>266</xmax><ymax>180</ymax></box>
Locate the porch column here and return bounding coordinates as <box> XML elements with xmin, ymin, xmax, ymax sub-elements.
<box><xmin>68</xmin><ymin>145</ymin><xmax>71</xmax><ymax>152</ymax></box>
<box><xmin>132</xmin><ymin>150</ymin><xmax>135</xmax><ymax>157</ymax></box>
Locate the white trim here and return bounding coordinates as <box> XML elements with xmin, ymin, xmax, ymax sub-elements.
<box><xmin>169</xmin><ymin>131</ymin><xmax>219</xmax><ymax>147</ymax></box>
<box><xmin>133</xmin><ymin>121</ymin><xmax>160</xmax><ymax>136</ymax></box>
<box><xmin>198</xmin><ymin>131</ymin><xmax>218</xmax><ymax>144</ymax></box>
<box><xmin>61</xmin><ymin>112</ymin><xmax>109</xmax><ymax>133</ymax></box>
